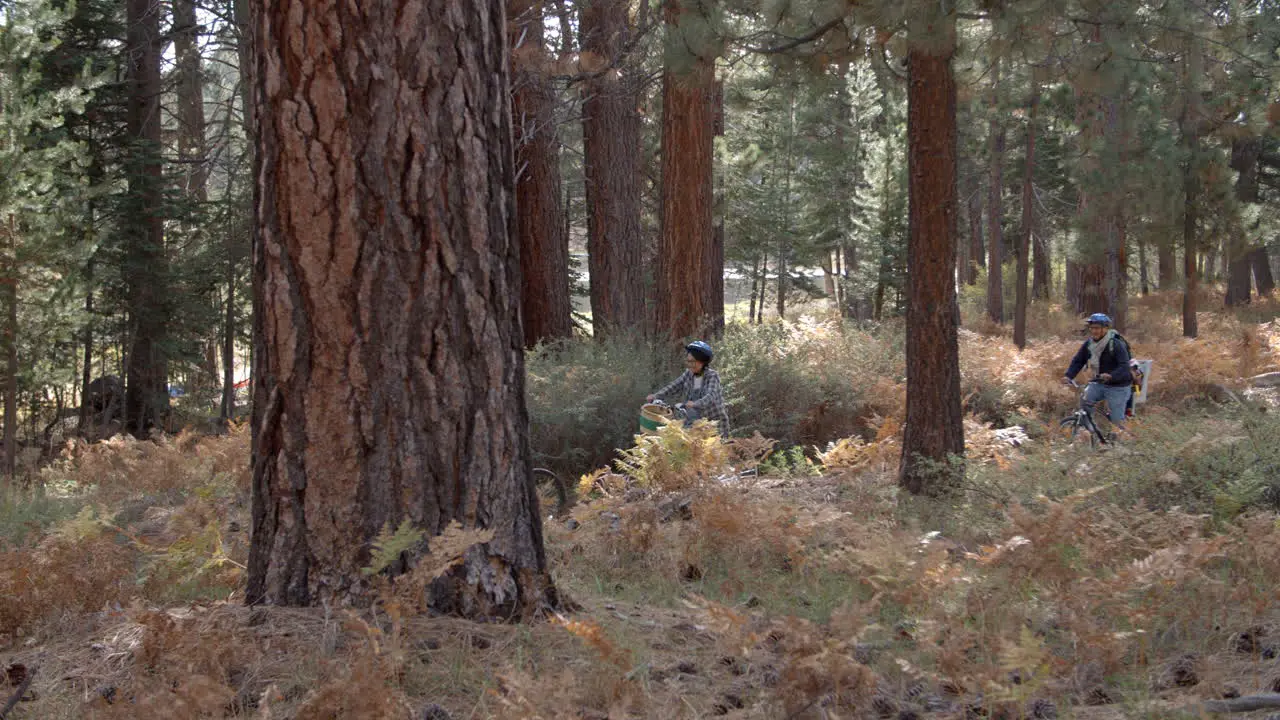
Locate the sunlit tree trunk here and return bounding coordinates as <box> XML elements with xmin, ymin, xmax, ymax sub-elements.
<box><xmin>656</xmin><ymin>0</ymin><xmax>718</xmax><ymax>338</ymax></box>
<box><xmin>248</xmin><ymin>0</ymin><xmax>555</xmax><ymax>614</ymax></box>
<box><xmin>580</xmin><ymin>0</ymin><xmax>645</xmax><ymax>337</ymax></box>
<box><xmin>900</xmin><ymin>7</ymin><xmax>964</xmax><ymax>496</ymax></box>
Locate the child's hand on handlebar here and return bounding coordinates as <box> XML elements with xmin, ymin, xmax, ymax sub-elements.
<box><xmin>646</xmin><ymin>394</ymin><xmax>656</xmax><ymax>403</ymax></box>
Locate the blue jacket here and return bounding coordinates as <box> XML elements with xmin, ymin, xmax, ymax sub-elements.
<box><xmin>1065</xmin><ymin>334</ymin><xmax>1132</xmax><ymax>386</ymax></box>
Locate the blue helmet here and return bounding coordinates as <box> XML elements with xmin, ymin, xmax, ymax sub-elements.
<box><xmin>1085</xmin><ymin>313</ymin><xmax>1112</xmax><ymax>327</ymax></box>
<box><xmin>685</xmin><ymin>340</ymin><xmax>714</xmax><ymax>364</ymax></box>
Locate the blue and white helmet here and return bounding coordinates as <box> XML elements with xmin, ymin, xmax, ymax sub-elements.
<box><xmin>685</xmin><ymin>340</ymin><xmax>714</xmax><ymax>364</ymax></box>
<box><xmin>1085</xmin><ymin>313</ymin><xmax>1112</xmax><ymax>327</ymax></box>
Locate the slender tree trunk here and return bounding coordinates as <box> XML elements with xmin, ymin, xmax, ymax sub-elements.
<box><xmin>174</xmin><ymin>0</ymin><xmax>208</xmax><ymax>202</ymax></box>
<box><xmin>220</xmin><ymin>260</ymin><xmax>237</xmax><ymax>421</ymax></box>
<box><xmin>1138</xmin><ymin>237</ymin><xmax>1150</xmax><ymax>296</ymax></box>
<box><xmin>755</xmin><ymin>254</ymin><xmax>768</xmax><ymax>324</ymax></box>
<box><xmin>2</xmin><ymin>215</ymin><xmax>15</xmax><ymax>480</ymax></box>
<box><xmin>1013</xmin><ymin>87</ymin><xmax>1037</xmax><ymax>350</ymax></box>
<box><xmin>1252</xmin><ymin>247</ymin><xmax>1275</xmax><ymax>296</ymax></box>
<box><xmin>1158</xmin><ymin>242</ymin><xmax>1176</xmax><ymax>289</ymax></box>
<box><xmin>900</xmin><ymin>10</ymin><xmax>964</xmax><ymax>496</ymax></box>
<box><xmin>510</xmin><ymin>0</ymin><xmax>572</xmax><ymax>346</ymax></box>
<box><xmin>1226</xmin><ymin>137</ymin><xmax>1260</xmax><ymax>307</ymax></box>
<box><xmin>776</xmin><ymin>86</ymin><xmax>796</xmax><ymax>322</ymax></box>
<box><xmin>967</xmin><ymin>177</ymin><xmax>983</xmax><ymax>283</ymax></box>
<box><xmin>175</xmin><ymin>0</ymin><xmax>219</xmax><ymax>399</ymax></box>
<box><xmin>580</xmin><ymin>0</ymin><xmax>644</xmax><ymax>336</ymax></box>
<box><xmin>248</xmin><ymin>0</ymin><xmax>555</xmax><ymax>614</ymax></box>
<box><xmin>747</xmin><ymin>255</ymin><xmax>760</xmax><ymax>324</ymax></box>
<box><xmin>656</xmin><ymin>0</ymin><xmax>717</xmax><ymax>339</ymax></box>
<box><xmin>79</xmin><ymin>257</ymin><xmax>95</xmax><ymax>435</ymax></box>
<box><xmin>1181</xmin><ymin>42</ymin><xmax>1200</xmax><ymax>338</ymax></box>
<box><xmin>124</xmin><ymin>0</ymin><xmax>168</xmax><ymax>437</ymax></box>
<box><xmin>986</xmin><ymin>57</ymin><xmax>1005</xmax><ymax>324</ymax></box>
<box><xmin>1031</xmin><ymin>220</ymin><xmax>1050</xmax><ymax>300</ymax></box>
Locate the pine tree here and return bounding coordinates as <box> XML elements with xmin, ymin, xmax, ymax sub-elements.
<box><xmin>248</xmin><ymin>0</ymin><xmax>555</xmax><ymax>613</ymax></box>
<box><xmin>900</xmin><ymin>0</ymin><xmax>964</xmax><ymax>495</ymax></box>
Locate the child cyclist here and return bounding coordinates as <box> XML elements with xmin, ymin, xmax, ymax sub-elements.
<box><xmin>646</xmin><ymin>341</ymin><xmax>731</xmax><ymax>437</ymax></box>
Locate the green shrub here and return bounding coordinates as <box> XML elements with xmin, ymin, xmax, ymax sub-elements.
<box><xmin>525</xmin><ymin>322</ymin><xmax>905</xmax><ymax>479</ymax></box>
<box><xmin>525</xmin><ymin>333</ymin><xmax>669</xmax><ymax>477</ymax></box>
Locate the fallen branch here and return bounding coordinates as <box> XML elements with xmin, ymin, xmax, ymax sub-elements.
<box><xmin>1203</xmin><ymin>693</ymin><xmax>1280</xmax><ymax>714</ymax></box>
<box><xmin>0</xmin><ymin>666</ymin><xmax>35</xmax><ymax>719</ymax></box>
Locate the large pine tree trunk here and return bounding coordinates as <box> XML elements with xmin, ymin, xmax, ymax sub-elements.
<box><xmin>510</xmin><ymin>0</ymin><xmax>572</xmax><ymax>346</ymax></box>
<box><xmin>986</xmin><ymin>58</ymin><xmax>1005</xmax><ymax>324</ymax></box>
<box><xmin>247</xmin><ymin>0</ymin><xmax>554</xmax><ymax>615</ymax></box>
<box><xmin>1013</xmin><ymin>89</ymin><xmax>1037</xmax><ymax>350</ymax></box>
<box><xmin>900</xmin><ymin>12</ymin><xmax>964</xmax><ymax>496</ymax></box>
<box><xmin>580</xmin><ymin>0</ymin><xmax>645</xmax><ymax>337</ymax></box>
<box><xmin>124</xmin><ymin>0</ymin><xmax>168</xmax><ymax>437</ymax></box>
<box><xmin>656</xmin><ymin>0</ymin><xmax>718</xmax><ymax>339</ymax></box>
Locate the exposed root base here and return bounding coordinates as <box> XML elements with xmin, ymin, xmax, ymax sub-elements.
<box><xmin>427</xmin><ymin>544</ymin><xmax>566</xmax><ymax>622</ymax></box>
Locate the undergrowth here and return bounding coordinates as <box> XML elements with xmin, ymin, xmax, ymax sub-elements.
<box><xmin>0</xmin><ymin>294</ymin><xmax>1277</xmax><ymax>718</ymax></box>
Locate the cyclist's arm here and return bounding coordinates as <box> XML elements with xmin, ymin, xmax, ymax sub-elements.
<box><xmin>1064</xmin><ymin>343</ymin><xmax>1089</xmax><ymax>380</ymax></box>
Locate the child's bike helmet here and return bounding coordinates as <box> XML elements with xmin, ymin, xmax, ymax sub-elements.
<box><xmin>685</xmin><ymin>340</ymin><xmax>714</xmax><ymax>364</ymax></box>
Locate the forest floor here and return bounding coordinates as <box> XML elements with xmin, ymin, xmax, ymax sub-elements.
<box><xmin>2</xmin><ymin>294</ymin><xmax>1280</xmax><ymax>719</ymax></box>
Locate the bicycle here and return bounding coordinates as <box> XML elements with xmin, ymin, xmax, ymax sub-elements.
<box><xmin>1059</xmin><ymin>378</ymin><xmax>1112</xmax><ymax>448</ymax></box>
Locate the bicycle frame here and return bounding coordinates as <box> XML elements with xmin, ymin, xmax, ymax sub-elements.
<box><xmin>1060</xmin><ymin>379</ymin><xmax>1110</xmax><ymax>447</ymax></box>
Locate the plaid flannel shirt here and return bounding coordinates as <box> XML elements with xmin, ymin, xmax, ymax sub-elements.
<box><xmin>654</xmin><ymin>368</ymin><xmax>730</xmax><ymax>436</ymax></box>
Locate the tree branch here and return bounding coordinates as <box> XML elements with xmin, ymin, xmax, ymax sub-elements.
<box><xmin>740</xmin><ymin>15</ymin><xmax>846</xmax><ymax>54</ymax></box>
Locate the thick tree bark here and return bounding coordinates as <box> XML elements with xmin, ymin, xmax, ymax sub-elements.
<box><xmin>124</xmin><ymin>0</ymin><xmax>169</xmax><ymax>437</ymax></box>
<box><xmin>580</xmin><ymin>0</ymin><xmax>645</xmax><ymax>337</ymax></box>
<box><xmin>510</xmin><ymin>0</ymin><xmax>572</xmax><ymax>346</ymax></box>
<box><xmin>656</xmin><ymin>0</ymin><xmax>718</xmax><ymax>339</ymax></box>
<box><xmin>1014</xmin><ymin>89</ymin><xmax>1037</xmax><ymax>350</ymax></box>
<box><xmin>1226</xmin><ymin>137</ymin><xmax>1260</xmax><ymax>307</ymax></box>
<box><xmin>900</xmin><ymin>13</ymin><xmax>965</xmax><ymax>496</ymax></box>
<box><xmin>986</xmin><ymin>58</ymin><xmax>1005</xmax><ymax>324</ymax></box>
<box><xmin>247</xmin><ymin>0</ymin><xmax>554</xmax><ymax>615</ymax></box>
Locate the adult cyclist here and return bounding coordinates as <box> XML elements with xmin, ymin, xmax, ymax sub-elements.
<box><xmin>1062</xmin><ymin>313</ymin><xmax>1133</xmax><ymax>437</ymax></box>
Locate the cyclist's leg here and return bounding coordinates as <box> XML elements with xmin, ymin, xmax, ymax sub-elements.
<box><xmin>1082</xmin><ymin>382</ymin><xmax>1106</xmax><ymax>413</ymax></box>
<box><xmin>1102</xmin><ymin>385</ymin><xmax>1131</xmax><ymax>435</ymax></box>
<box><xmin>682</xmin><ymin>406</ymin><xmax>702</xmax><ymax>428</ymax></box>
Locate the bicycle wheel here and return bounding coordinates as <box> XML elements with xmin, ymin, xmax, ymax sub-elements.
<box><xmin>533</xmin><ymin>467</ymin><xmax>571</xmax><ymax>516</ymax></box>
<box><xmin>1059</xmin><ymin>415</ymin><xmax>1082</xmax><ymax>442</ymax></box>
